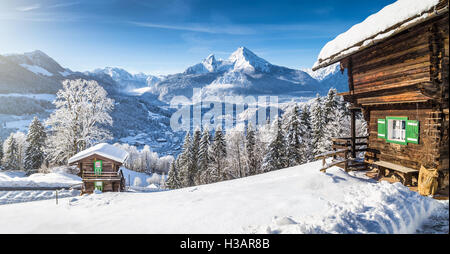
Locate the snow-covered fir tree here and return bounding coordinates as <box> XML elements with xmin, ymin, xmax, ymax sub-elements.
<box><xmin>177</xmin><ymin>132</ymin><xmax>193</xmax><ymax>187</ymax></box>
<box><xmin>209</xmin><ymin>126</ymin><xmax>227</xmax><ymax>182</ymax></box>
<box><xmin>188</xmin><ymin>128</ymin><xmax>201</xmax><ymax>186</ymax></box>
<box><xmin>299</xmin><ymin>104</ymin><xmax>313</xmax><ymax>162</ymax></box>
<box><xmin>323</xmin><ymin>94</ymin><xmax>351</xmax><ymax>151</ymax></box>
<box><xmin>166</xmin><ymin>161</ymin><xmax>181</xmax><ymax>189</ymax></box>
<box><xmin>197</xmin><ymin>128</ymin><xmax>211</xmax><ymax>184</ymax></box>
<box><xmin>245</xmin><ymin>124</ymin><xmax>258</xmax><ymax>176</ymax></box>
<box><xmin>24</xmin><ymin>117</ymin><xmax>46</xmax><ymax>171</ymax></box>
<box><xmin>2</xmin><ymin>134</ymin><xmax>20</xmax><ymax>170</ymax></box>
<box><xmin>311</xmin><ymin>94</ymin><xmax>327</xmax><ymax>156</ymax></box>
<box><xmin>262</xmin><ymin>118</ymin><xmax>287</xmax><ymax>172</ymax></box>
<box><xmin>285</xmin><ymin>105</ymin><xmax>303</xmax><ymax>167</ymax></box>
<box><xmin>323</xmin><ymin>88</ymin><xmax>339</xmax><ymax>125</ymax></box>
<box><xmin>45</xmin><ymin>79</ymin><xmax>114</xmax><ymax>165</ymax></box>
<box><xmin>0</xmin><ymin>138</ymin><xmax>3</xmax><ymax>168</ymax></box>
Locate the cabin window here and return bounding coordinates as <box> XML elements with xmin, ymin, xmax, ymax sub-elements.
<box><xmin>378</xmin><ymin>117</ymin><xmax>419</xmax><ymax>145</ymax></box>
<box><xmin>387</xmin><ymin>118</ymin><xmax>406</xmax><ymax>143</ymax></box>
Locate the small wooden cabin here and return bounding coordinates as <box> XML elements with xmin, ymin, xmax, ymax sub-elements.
<box><xmin>313</xmin><ymin>0</ymin><xmax>449</xmax><ymax>191</ymax></box>
<box><xmin>68</xmin><ymin>143</ymin><xmax>129</xmax><ymax>193</ymax></box>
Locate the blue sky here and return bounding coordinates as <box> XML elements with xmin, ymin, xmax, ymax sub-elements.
<box><xmin>0</xmin><ymin>0</ymin><xmax>395</xmax><ymax>75</ymax></box>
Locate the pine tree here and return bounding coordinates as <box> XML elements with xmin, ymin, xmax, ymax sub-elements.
<box><xmin>285</xmin><ymin>105</ymin><xmax>303</xmax><ymax>167</ymax></box>
<box><xmin>323</xmin><ymin>93</ymin><xmax>350</xmax><ymax>151</ymax></box>
<box><xmin>323</xmin><ymin>88</ymin><xmax>339</xmax><ymax>125</ymax></box>
<box><xmin>24</xmin><ymin>117</ymin><xmax>46</xmax><ymax>171</ymax></box>
<box><xmin>311</xmin><ymin>94</ymin><xmax>327</xmax><ymax>156</ymax></box>
<box><xmin>197</xmin><ymin>128</ymin><xmax>211</xmax><ymax>184</ymax></box>
<box><xmin>166</xmin><ymin>161</ymin><xmax>181</xmax><ymax>189</ymax></box>
<box><xmin>209</xmin><ymin>127</ymin><xmax>227</xmax><ymax>182</ymax></box>
<box><xmin>0</xmin><ymin>138</ymin><xmax>3</xmax><ymax>168</ymax></box>
<box><xmin>177</xmin><ymin>132</ymin><xmax>192</xmax><ymax>187</ymax></box>
<box><xmin>245</xmin><ymin>124</ymin><xmax>258</xmax><ymax>176</ymax></box>
<box><xmin>262</xmin><ymin>118</ymin><xmax>287</xmax><ymax>172</ymax></box>
<box><xmin>189</xmin><ymin>128</ymin><xmax>201</xmax><ymax>186</ymax></box>
<box><xmin>299</xmin><ymin>104</ymin><xmax>313</xmax><ymax>163</ymax></box>
<box><xmin>2</xmin><ymin>134</ymin><xmax>20</xmax><ymax>170</ymax></box>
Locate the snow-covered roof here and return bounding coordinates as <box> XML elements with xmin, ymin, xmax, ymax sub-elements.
<box><xmin>313</xmin><ymin>0</ymin><xmax>448</xmax><ymax>70</ymax></box>
<box><xmin>68</xmin><ymin>143</ymin><xmax>129</xmax><ymax>164</ymax></box>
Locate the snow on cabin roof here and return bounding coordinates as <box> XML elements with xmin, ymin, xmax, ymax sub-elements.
<box><xmin>68</xmin><ymin>143</ymin><xmax>129</xmax><ymax>164</ymax></box>
<box><xmin>312</xmin><ymin>0</ymin><xmax>448</xmax><ymax>70</ymax></box>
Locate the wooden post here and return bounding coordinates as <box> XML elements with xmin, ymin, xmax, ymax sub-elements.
<box><xmin>347</xmin><ymin>57</ymin><xmax>357</xmax><ymax>160</ymax></box>
<box><xmin>351</xmin><ymin>109</ymin><xmax>356</xmax><ymax>159</ymax></box>
<box><xmin>55</xmin><ymin>190</ymin><xmax>58</xmax><ymax>205</ymax></box>
<box><xmin>344</xmin><ymin>149</ymin><xmax>349</xmax><ymax>172</ymax></box>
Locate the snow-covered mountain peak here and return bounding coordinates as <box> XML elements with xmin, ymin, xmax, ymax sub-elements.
<box><xmin>228</xmin><ymin>47</ymin><xmax>270</xmax><ymax>73</ymax></box>
<box><xmin>201</xmin><ymin>54</ymin><xmax>218</xmax><ymax>72</ymax></box>
<box><xmin>5</xmin><ymin>50</ymin><xmax>67</xmax><ymax>77</ymax></box>
<box><xmin>24</xmin><ymin>50</ymin><xmax>50</xmax><ymax>59</ymax></box>
<box><xmin>302</xmin><ymin>62</ymin><xmax>341</xmax><ymax>81</ymax></box>
<box><xmin>98</xmin><ymin>66</ymin><xmax>134</xmax><ymax>81</ymax></box>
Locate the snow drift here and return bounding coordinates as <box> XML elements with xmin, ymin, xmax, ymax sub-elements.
<box><xmin>0</xmin><ymin>161</ymin><xmax>445</xmax><ymax>233</ymax></box>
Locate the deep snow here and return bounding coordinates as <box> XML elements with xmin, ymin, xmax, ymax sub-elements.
<box><xmin>0</xmin><ymin>161</ymin><xmax>446</xmax><ymax>234</ymax></box>
<box><xmin>0</xmin><ymin>170</ymin><xmax>81</xmax><ymax>188</ymax></box>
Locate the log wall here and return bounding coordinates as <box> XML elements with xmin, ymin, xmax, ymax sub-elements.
<box><xmin>78</xmin><ymin>154</ymin><xmax>120</xmax><ymax>173</ymax></box>
<box><xmin>347</xmin><ymin>15</ymin><xmax>449</xmax><ymax>106</ymax></box>
<box><xmin>344</xmin><ymin>13</ymin><xmax>449</xmax><ymax>189</ymax></box>
<box><xmin>366</xmin><ymin>103</ymin><xmax>439</xmax><ymax>170</ymax></box>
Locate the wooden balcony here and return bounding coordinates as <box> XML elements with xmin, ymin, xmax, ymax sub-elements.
<box><xmin>82</xmin><ymin>171</ymin><xmax>122</xmax><ymax>181</ymax></box>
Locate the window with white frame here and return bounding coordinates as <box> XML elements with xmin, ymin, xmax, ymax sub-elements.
<box><xmin>378</xmin><ymin>117</ymin><xmax>419</xmax><ymax>145</ymax></box>
<box><xmin>387</xmin><ymin>119</ymin><xmax>406</xmax><ymax>142</ymax></box>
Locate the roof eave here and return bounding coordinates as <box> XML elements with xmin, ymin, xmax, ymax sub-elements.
<box><xmin>312</xmin><ymin>5</ymin><xmax>449</xmax><ymax>71</ymax></box>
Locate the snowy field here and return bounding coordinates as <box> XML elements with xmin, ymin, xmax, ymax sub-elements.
<box><xmin>0</xmin><ymin>189</ymin><xmax>80</xmax><ymax>205</ymax></box>
<box><xmin>0</xmin><ymin>170</ymin><xmax>81</xmax><ymax>188</ymax></box>
<box><xmin>0</xmin><ymin>161</ymin><xmax>447</xmax><ymax>234</ymax></box>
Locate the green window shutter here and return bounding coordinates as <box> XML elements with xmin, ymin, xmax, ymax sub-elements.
<box><xmin>406</xmin><ymin>120</ymin><xmax>419</xmax><ymax>144</ymax></box>
<box><xmin>94</xmin><ymin>160</ymin><xmax>103</xmax><ymax>175</ymax></box>
<box><xmin>377</xmin><ymin>119</ymin><xmax>386</xmax><ymax>139</ymax></box>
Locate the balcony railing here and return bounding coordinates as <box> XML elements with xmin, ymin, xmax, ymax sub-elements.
<box><xmin>82</xmin><ymin>171</ymin><xmax>121</xmax><ymax>181</ymax></box>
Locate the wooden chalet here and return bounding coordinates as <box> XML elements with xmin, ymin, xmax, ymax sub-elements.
<box><xmin>313</xmin><ymin>0</ymin><xmax>449</xmax><ymax>192</ymax></box>
<box><xmin>68</xmin><ymin>143</ymin><xmax>129</xmax><ymax>193</ymax></box>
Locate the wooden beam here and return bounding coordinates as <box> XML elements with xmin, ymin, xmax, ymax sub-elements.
<box><xmin>351</xmin><ymin>108</ymin><xmax>356</xmax><ymax>158</ymax></box>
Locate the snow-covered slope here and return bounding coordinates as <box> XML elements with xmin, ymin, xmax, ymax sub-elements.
<box><xmin>0</xmin><ymin>161</ymin><xmax>445</xmax><ymax>234</ymax></box>
<box><xmin>0</xmin><ymin>170</ymin><xmax>81</xmax><ymax>188</ymax></box>
<box><xmin>6</xmin><ymin>50</ymin><xmax>73</xmax><ymax>78</ymax></box>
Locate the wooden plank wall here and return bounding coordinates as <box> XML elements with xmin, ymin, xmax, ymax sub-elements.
<box><xmin>349</xmin><ymin>15</ymin><xmax>449</xmax><ymax>105</ymax></box>
<box><xmin>366</xmin><ymin>103</ymin><xmax>439</xmax><ymax>170</ymax></box>
<box><xmin>79</xmin><ymin>154</ymin><xmax>120</xmax><ymax>173</ymax></box>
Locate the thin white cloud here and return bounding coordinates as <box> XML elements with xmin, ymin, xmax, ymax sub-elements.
<box><xmin>130</xmin><ymin>20</ymin><xmax>350</xmax><ymax>36</ymax></box>
<box><xmin>48</xmin><ymin>1</ymin><xmax>81</xmax><ymax>9</ymax></box>
<box><xmin>16</xmin><ymin>4</ymin><xmax>41</xmax><ymax>12</ymax></box>
<box><xmin>129</xmin><ymin>21</ymin><xmax>254</xmax><ymax>35</ymax></box>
